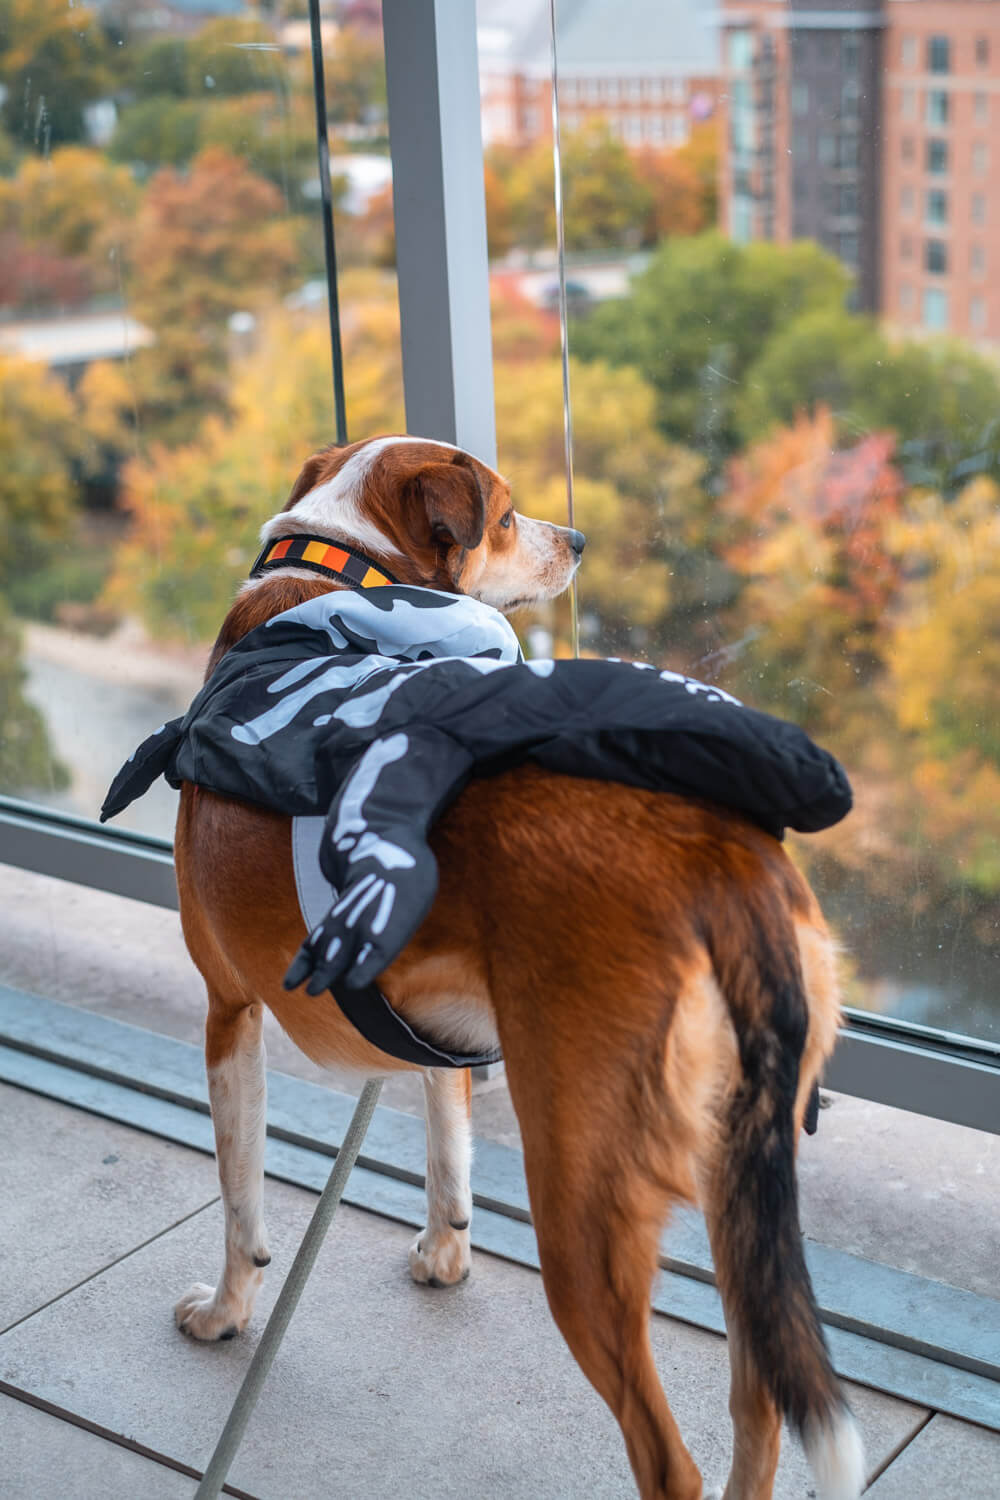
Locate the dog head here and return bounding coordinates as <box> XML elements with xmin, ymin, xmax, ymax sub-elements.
<box><xmin>258</xmin><ymin>435</ymin><xmax>584</xmax><ymax>612</ymax></box>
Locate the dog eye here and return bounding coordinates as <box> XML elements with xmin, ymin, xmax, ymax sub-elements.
<box><xmin>500</xmin><ymin>510</ymin><xmax>513</xmax><ymax>529</ymax></box>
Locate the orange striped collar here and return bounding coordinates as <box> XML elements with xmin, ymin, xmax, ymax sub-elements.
<box><xmin>249</xmin><ymin>534</ymin><xmax>401</xmax><ymax>589</ymax></box>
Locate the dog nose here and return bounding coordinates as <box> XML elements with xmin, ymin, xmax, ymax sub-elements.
<box><xmin>569</xmin><ymin>529</ymin><xmax>587</xmax><ymax>556</ymax></box>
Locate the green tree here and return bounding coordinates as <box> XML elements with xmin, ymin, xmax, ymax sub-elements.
<box><xmin>185</xmin><ymin>18</ymin><xmax>284</xmax><ymax>99</ymax></box>
<box><xmin>109</xmin><ymin>97</ymin><xmax>206</xmax><ymax>169</ymax></box>
<box><xmin>0</xmin><ymin>0</ymin><xmax>111</xmax><ymax>149</ymax></box>
<box><xmin>735</xmin><ymin>314</ymin><xmax>1000</xmax><ymax>489</ymax></box>
<box><xmin>323</xmin><ymin>27</ymin><xmax>386</xmax><ymax>125</ymax></box>
<box><xmin>0</xmin><ymin>146</ymin><xmax>138</xmax><ymax>279</ymax></box>
<box><xmin>573</xmin><ymin>234</ymin><xmax>850</xmax><ymax>459</ymax></box>
<box><xmin>0</xmin><ymin>606</ymin><xmax>69</xmax><ymax>794</ymax></box>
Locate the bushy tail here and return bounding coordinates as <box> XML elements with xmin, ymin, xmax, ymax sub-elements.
<box><xmin>705</xmin><ymin>905</ymin><xmax>865</xmax><ymax>1500</ymax></box>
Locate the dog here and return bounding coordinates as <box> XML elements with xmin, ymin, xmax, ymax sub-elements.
<box><xmin>170</xmin><ymin>435</ymin><xmax>863</xmax><ymax>1500</ymax></box>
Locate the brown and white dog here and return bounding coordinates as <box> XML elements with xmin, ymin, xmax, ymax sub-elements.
<box><xmin>173</xmin><ymin>435</ymin><xmax>863</xmax><ymax>1500</ymax></box>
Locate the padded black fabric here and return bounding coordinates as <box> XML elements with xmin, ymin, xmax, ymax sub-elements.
<box><xmin>102</xmin><ymin>585</ymin><xmax>851</xmax><ymax>1066</ymax></box>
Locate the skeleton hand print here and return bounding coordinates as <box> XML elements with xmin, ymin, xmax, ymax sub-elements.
<box><xmin>283</xmin><ymin>729</ymin><xmax>475</xmax><ymax>995</ymax></box>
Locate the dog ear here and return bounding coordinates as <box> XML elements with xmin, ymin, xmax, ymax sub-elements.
<box><xmin>281</xmin><ymin>448</ymin><xmax>340</xmax><ymax>512</ymax></box>
<box><xmin>413</xmin><ymin>450</ymin><xmax>487</xmax><ymax>550</ymax></box>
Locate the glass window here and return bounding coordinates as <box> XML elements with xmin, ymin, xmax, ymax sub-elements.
<box><xmin>975</xmin><ymin>37</ymin><xmax>990</xmax><ymax>68</ymax></box>
<box><xmin>974</xmin><ymin>92</ymin><xmax>989</xmax><ymax>125</ymax></box>
<box><xmin>970</xmin><ymin>296</ymin><xmax>987</xmax><ymax>332</ymax></box>
<box><xmin>922</xmin><ymin>285</ymin><xmax>950</xmax><ymax>329</ymax></box>
<box><xmin>901</xmin><ymin>185</ymin><xmax>915</xmax><ymax>217</ymax></box>
<box><xmin>972</xmin><ymin>142</ymin><xmax>989</xmax><ymax>175</ymax></box>
<box><xmin>901</xmin><ymin>35</ymin><xmax>918</xmax><ymax>68</ymax></box>
<box><xmin>841</xmin><ymin>81</ymin><xmax>860</xmax><ymax>119</ymax></box>
<box><xmin>928</xmin><ymin>37</ymin><xmax>950</xmax><ymax>74</ymax></box>
<box><xmin>901</xmin><ymin>86</ymin><xmax>917</xmax><ymax>121</ymax></box>
<box><xmin>925</xmin><ymin>189</ymin><xmax>948</xmax><ymax>226</ymax></box>
<box><xmin>792</xmin><ymin>82</ymin><xmax>809</xmax><ymax>118</ymax></box>
<box><xmin>925</xmin><ymin>238</ymin><xmax>948</xmax><ymax>274</ymax></box>
<box><xmin>842</xmin><ymin>35</ymin><xmax>860</xmax><ymax>74</ymax></box>
<box><xmin>971</xmin><ymin>244</ymin><xmax>987</xmax><ymax>276</ymax></box>
<box><xmin>900</xmin><ymin>234</ymin><xmax>914</xmax><ymax>260</ymax></box>
<box><xmin>972</xmin><ymin>194</ymin><xmax>987</xmax><ymax>226</ymax></box>
<box><xmin>838</xmin><ymin>184</ymin><xmax>859</xmax><ymax>217</ymax></box>
<box><xmin>818</xmin><ymin>133</ymin><xmax>836</xmax><ymax>166</ymax></box>
<box><xmin>839</xmin><ymin>232</ymin><xmax>858</xmax><ymax>267</ymax></box>
<box><xmin>926</xmin><ymin>138</ymin><xmax>949</xmax><ymax>174</ymax></box>
<box><xmin>901</xmin><ymin>135</ymin><xmax>915</xmax><ymax>163</ymax></box>
<box><xmin>926</xmin><ymin>90</ymin><xmax>949</xmax><ymax>127</ymax></box>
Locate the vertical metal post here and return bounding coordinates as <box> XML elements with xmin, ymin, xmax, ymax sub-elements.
<box><xmin>308</xmin><ymin>0</ymin><xmax>349</xmax><ymax>443</ymax></box>
<box><xmin>382</xmin><ymin>0</ymin><xmax>498</xmax><ymax>467</ymax></box>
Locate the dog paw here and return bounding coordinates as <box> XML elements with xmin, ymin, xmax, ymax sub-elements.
<box><xmin>409</xmin><ymin>1225</ymin><xmax>471</xmax><ymax>1288</ymax></box>
<box><xmin>174</xmin><ymin>1281</ymin><xmax>256</xmax><ymax>1341</ymax></box>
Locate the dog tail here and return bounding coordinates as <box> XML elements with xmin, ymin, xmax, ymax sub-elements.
<box><xmin>704</xmin><ymin>899</ymin><xmax>865</xmax><ymax>1500</ymax></box>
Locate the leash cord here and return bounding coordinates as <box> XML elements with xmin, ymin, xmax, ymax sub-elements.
<box><xmin>193</xmin><ymin>1077</ymin><xmax>383</xmax><ymax>1499</ymax></box>
<box><xmin>548</xmin><ymin>0</ymin><xmax>580</xmax><ymax>660</ymax></box>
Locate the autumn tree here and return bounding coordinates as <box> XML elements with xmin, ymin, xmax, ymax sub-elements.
<box><xmin>0</xmin><ymin>0</ymin><xmax>111</xmax><ymax>149</ymax></box>
<box><xmin>124</xmin><ymin>147</ymin><xmax>301</xmax><ymax>441</ymax></box>
<box><xmin>720</xmin><ymin>408</ymin><xmax>904</xmax><ymax>738</ymax></box>
<box><xmin>498</xmin><ymin>121</ymin><xmax>653</xmax><ymax>253</ymax></box>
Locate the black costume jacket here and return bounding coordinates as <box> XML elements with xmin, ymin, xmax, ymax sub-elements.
<box><xmin>102</xmin><ymin>585</ymin><xmax>851</xmax><ymax>1070</ymax></box>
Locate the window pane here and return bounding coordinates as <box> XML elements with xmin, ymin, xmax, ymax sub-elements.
<box><xmin>928</xmin><ymin>37</ymin><xmax>950</xmax><ymax>75</ymax></box>
<box><xmin>545</xmin><ymin>2</ymin><xmax>1000</xmax><ymax>1049</ymax></box>
<box><xmin>0</xmin><ymin>17</ymin><xmax>403</xmax><ymax>832</ymax></box>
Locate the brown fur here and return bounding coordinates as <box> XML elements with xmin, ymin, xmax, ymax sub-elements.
<box><xmin>174</xmin><ymin>438</ymin><xmax>852</xmax><ymax>1500</ymax></box>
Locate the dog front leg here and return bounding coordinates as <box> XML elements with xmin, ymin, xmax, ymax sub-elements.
<box><xmin>176</xmin><ymin>999</ymin><xmax>271</xmax><ymax>1340</ymax></box>
<box><xmin>409</xmin><ymin>1069</ymin><xmax>473</xmax><ymax>1287</ymax></box>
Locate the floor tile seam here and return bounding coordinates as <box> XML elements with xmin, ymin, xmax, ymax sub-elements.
<box><xmin>0</xmin><ymin>1194</ymin><xmax>220</xmax><ymax>1338</ymax></box>
<box><xmin>0</xmin><ymin>1381</ymin><xmax>261</xmax><ymax>1499</ymax></box>
<box><xmin>862</xmin><ymin>1408</ymin><xmax>936</xmax><ymax>1492</ymax></box>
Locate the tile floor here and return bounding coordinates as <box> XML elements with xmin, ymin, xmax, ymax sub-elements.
<box><xmin>2</xmin><ymin>1083</ymin><xmax>996</xmax><ymax>1498</ymax></box>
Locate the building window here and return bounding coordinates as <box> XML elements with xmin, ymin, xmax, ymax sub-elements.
<box><xmin>973</xmin><ymin>142</ymin><xmax>989</xmax><ymax>174</ymax></box>
<box><xmin>837</xmin><ymin>135</ymin><xmax>860</xmax><ymax>170</ymax></box>
<box><xmin>925</xmin><ymin>239</ymin><xmax>948</xmax><ymax>274</ymax></box>
<box><xmin>976</xmin><ymin>37</ymin><xmax>990</xmax><ymax>69</ymax></box>
<box><xmin>901</xmin><ymin>87</ymin><xmax>916</xmax><ymax>121</ymax></box>
<box><xmin>818</xmin><ymin>133</ymin><xmax>836</xmax><ymax>166</ymax></box>
<box><xmin>841</xmin><ymin>80</ymin><xmax>861</xmax><ymax>118</ymax></box>
<box><xmin>928</xmin><ymin>37</ymin><xmax>950</xmax><ymax>74</ymax></box>
<box><xmin>926</xmin><ymin>138</ymin><xmax>949</xmax><ymax>174</ymax></box>
<box><xmin>842</xmin><ymin>35</ymin><xmax>860</xmax><ymax>74</ymax></box>
<box><xmin>625</xmin><ymin>114</ymin><xmax>642</xmax><ymax>144</ymax></box>
<box><xmin>586</xmin><ymin>78</ymin><xmax>600</xmax><ymax>103</ymax></box>
<box><xmin>901</xmin><ymin>135</ymin><xmax>915</xmax><ymax>163</ymax></box>
<box><xmin>900</xmin><ymin>283</ymin><xmax>914</xmax><ymax>312</ymax></box>
<box><xmin>927</xmin><ymin>91</ymin><xmax>949</xmax><ymax>127</ymax></box>
<box><xmin>839</xmin><ymin>233</ymin><xmax>858</xmax><ymax>267</ymax></box>
<box><xmin>975</xmin><ymin>93</ymin><xmax>989</xmax><ymax>125</ymax></box>
<box><xmin>839</xmin><ymin>184</ymin><xmax>858</xmax><ymax>217</ymax></box>
<box><xmin>901</xmin><ymin>36</ymin><xmax>917</xmax><ymax>68</ymax></box>
<box><xmin>923</xmin><ymin>287</ymin><xmax>949</xmax><ymax>331</ymax></box>
<box><xmin>627</xmin><ymin>78</ymin><xmax>641</xmax><ymax>102</ymax></box>
<box><xmin>901</xmin><ymin>185</ymin><xmax>915</xmax><ymax>217</ymax></box>
<box><xmin>792</xmin><ymin>82</ymin><xmax>809</xmax><ymax>117</ymax></box>
<box><xmin>972</xmin><ymin>194</ymin><xmax>987</xmax><ymax>226</ymax></box>
<box><xmin>970</xmin><ymin>296</ymin><xmax>987</xmax><ymax>332</ymax></box>
<box><xmin>605</xmin><ymin>78</ymin><xmax>620</xmax><ymax>103</ymax></box>
<box><xmin>926</xmin><ymin>189</ymin><xmax>948</xmax><ymax>226</ymax></box>
<box><xmin>971</xmin><ymin>244</ymin><xmax>986</xmax><ymax>276</ymax></box>
<box><xmin>901</xmin><ymin>235</ymin><xmax>914</xmax><ymax>260</ymax></box>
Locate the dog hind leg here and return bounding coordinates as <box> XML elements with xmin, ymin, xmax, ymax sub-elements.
<box><xmin>501</xmin><ymin>1013</ymin><xmax>705</xmax><ymax>1500</ymax></box>
<box><xmin>175</xmin><ymin>996</ymin><xmax>271</xmax><ymax>1340</ymax></box>
<box><xmin>409</xmin><ymin>1068</ymin><xmax>473</xmax><ymax>1287</ymax></box>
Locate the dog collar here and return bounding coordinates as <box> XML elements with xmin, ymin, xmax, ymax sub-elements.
<box><xmin>250</xmin><ymin>534</ymin><xmax>401</xmax><ymax>588</ymax></box>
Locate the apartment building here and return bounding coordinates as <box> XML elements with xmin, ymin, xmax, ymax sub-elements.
<box><xmin>477</xmin><ymin>0</ymin><xmax>719</xmax><ymax>151</ymax></box>
<box><xmin>720</xmin><ymin>0</ymin><xmax>1000</xmax><ymax>343</ymax></box>
<box><xmin>883</xmin><ymin>5</ymin><xmax>999</xmax><ymax>347</ymax></box>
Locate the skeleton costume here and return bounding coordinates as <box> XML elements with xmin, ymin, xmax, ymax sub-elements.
<box><xmin>102</xmin><ymin>540</ymin><xmax>852</xmax><ymax>1072</ymax></box>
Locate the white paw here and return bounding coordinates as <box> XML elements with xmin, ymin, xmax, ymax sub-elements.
<box><xmin>408</xmin><ymin>1225</ymin><xmax>471</xmax><ymax>1287</ymax></box>
<box><xmin>174</xmin><ymin>1279</ymin><xmax>259</xmax><ymax>1341</ymax></box>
